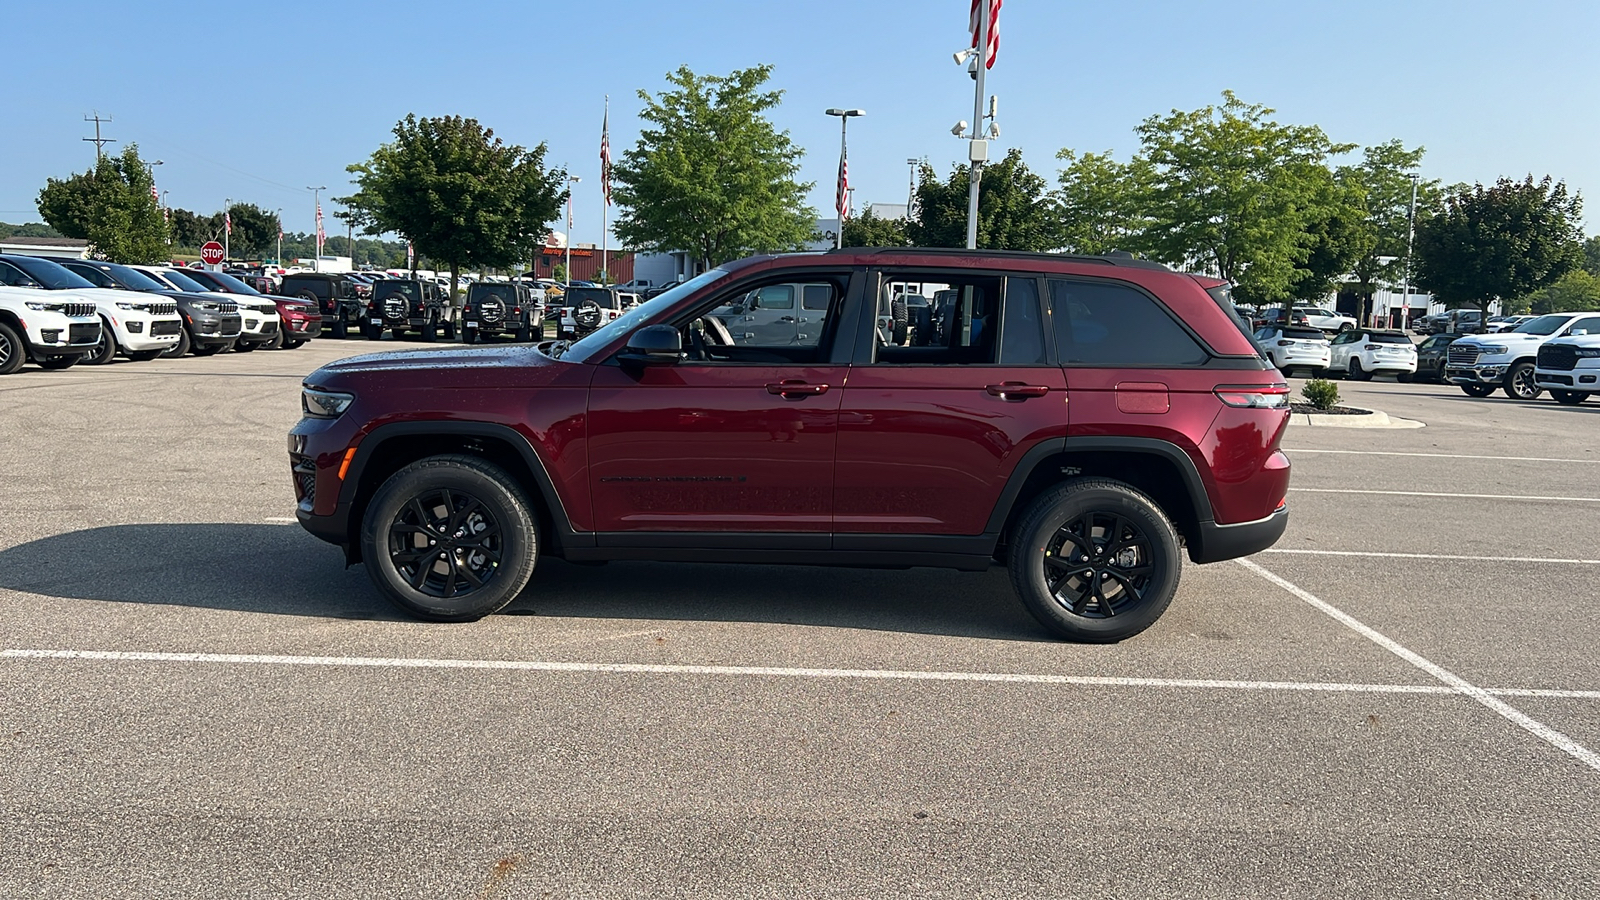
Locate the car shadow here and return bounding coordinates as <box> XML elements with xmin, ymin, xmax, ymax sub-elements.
<box><xmin>0</xmin><ymin>524</ymin><xmax>1047</xmax><ymax>641</ymax></box>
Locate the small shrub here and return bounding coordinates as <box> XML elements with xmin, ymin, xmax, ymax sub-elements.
<box><xmin>1301</xmin><ymin>378</ymin><xmax>1341</xmax><ymax>410</ymax></box>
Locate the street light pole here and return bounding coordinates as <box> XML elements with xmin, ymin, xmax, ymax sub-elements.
<box><xmin>824</xmin><ymin>108</ymin><xmax>864</xmax><ymax>248</ymax></box>
<box><xmin>965</xmin><ymin>3</ymin><xmax>991</xmax><ymax>250</ymax></box>
<box><xmin>565</xmin><ymin>175</ymin><xmax>581</xmax><ymax>284</ymax></box>
<box><xmin>275</xmin><ymin>209</ymin><xmax>283</xmax><ymax>270</ymax></box>
<box><xmin>307</xmin><ymin>185</ymin><xmax>327</xmax><ymax>272</ymax></box>
<box><xmin>1401</xmin><ymin>172</ymin><xmax>1420</xmax><ymax>328</ymax></box>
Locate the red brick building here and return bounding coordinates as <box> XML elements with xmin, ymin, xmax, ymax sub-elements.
<box><xmin>533</xmin><ymin>246</ymin><xmax>634</xmax><ymax>283</ymax></box>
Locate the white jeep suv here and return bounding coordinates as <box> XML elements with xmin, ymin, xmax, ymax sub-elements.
<box><xmin>1253</xmin><ymin>325</ymin><xmax>1329</xmax><ymax>376</ymax></box>
<box><xmin>20</xmin><ymin>257</ymin><xmax>184</xmax><ymax>363</ymax></box>
<box><xmin>1296</xmin><ymin>306</ymin><xmax>1359</xmax><ymax>334</ymax></box>
<box><xmin>1446</xmin><ymin>311</ymin><xmax>1600</xmax><ymax>400</ymax></box>
<box><xmin>1534</xmin><ymin>331</ymin><xmax>1600</xmax><ymax>405</ymax></box>
<box><xmin>1325</xmin><ymin>329</ymin><xmax>1417</xmax><ymax>380</ymax></box>
<box><xmin>0</xmin><ymin>283</ymin><xmax>101</xmax><ymax>374</ymax></box>
<box><xmin>135</xmin><ymin>266</ymin><xmax>282</xmax><ymax>352</ymax></box>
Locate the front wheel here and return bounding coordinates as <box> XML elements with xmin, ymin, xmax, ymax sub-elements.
<box><xmin>162</xmin><ymin>329</ymin><xmax>192</xmax><ymax>358</ymax></box>
<box><xmin>1007</xmin><ymin>479</ymin><xmax>1182</xmax><ymax>643</ymax></box>
<box><xmin>86</xmin><ymin>320</ymin><xmax>118</xmax><ymax>365</ymax></box>
<box><xmin>36</xmin><ymin>354</ymin><xmax>81</xmax><ymax>370</ymax></box>
<box><xmin>1503</xmin><ymin>362</ymin><xmax>1541</xmax><ymax>400</ymax></box>
<box><xmin>234</xmin><ymin>340</ymin><xmax>257</xmax><ymax>353</ymax></box>
<box><xmin>125</xmin><ymin>349</ymin><xmax>164</xmax><ymax>362</ymax></box>
<box><xmin>1551</xmin><ymin>389</ymin><xmax>1590</xmax><ymax>406</ymax></box>
<box><xmin>1461</xmin><ymin>383</ymin><xmax>1496</xmax><ymax>398</ymax></box>
<box><xmin>360</xmin><ymin>455</ymin><xmax>539</xmax><ymax>621</ymax></box>
<box><xmin>0</xmin><ymin>321</ymin><xmax>23</xmax><ymax>375</ymax></box>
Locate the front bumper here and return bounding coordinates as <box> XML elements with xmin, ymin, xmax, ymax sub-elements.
<box><xmin>1446</xmin><ymin>363</ymin><xmax>1507</xmax><ymax>385</ymax></box>
<box><xmin>1535</xmin><ymin>365</ymin><xmax>1600</xmax><ymax>390</ymax></box>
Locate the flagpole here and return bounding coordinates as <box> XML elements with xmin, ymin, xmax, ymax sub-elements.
<box><xmin>223</xmin><ymin>197</ymin><xmax>231</xmax><ymax>266</ymax></box>
<box><xmin>965</xmin><ymin>1</ymin><xmax>991</xmax><ymax>250</ymax></box>
<box><xmin>601</xmin><ymin>96</ymin><xmax>609</xmax><ymax>286</ymax></box>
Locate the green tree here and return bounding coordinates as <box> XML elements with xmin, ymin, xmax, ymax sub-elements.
<box><xmin>841</xmin><ymin>207</ymin><xmax>910</xmax><ymax>247</ymax></box>
<box><xmin>223</xmin><ymin>202</ymin><xmax>278</xmax><ymax>260</ymax></box>
<box><xmin>1134</xmin><ymin>91</ymin><xmax>1354</xmax><ymax>306</ymax></box>
<box><xmin>1283</xmin><ymin>177</ymin><xmax>1369</xmax><ymax>303</ymax></box>
<box><xmin>36</xmin><ymin>144</ymin><xmax>170</xmax><ymax>263</ymax></box>
<box><xmin>1582</xmin><ymin>234</ymin><xmax>1600</xmax><ymax>276</ymax></box>
<box><xmin>1338</xmin><ymin>142</ymin><xmax>1442</xmax><ymax>322</ymax></box>
<box><xmin>0</xmin><ymin>221</ymin><xmax>62</xmax><ymax>239</ymax></box>
<box><xmin>1051</xmin><ymin>149</ymin><xmax>1150</xmax><ymax>256</ymax></box>
<box><xmin>342</xmin><ymin>114</ymin><xmax>566</xmax><ymax>301</ymax></box>
<box><xmin>1518</xmin><ymin>269</ymin><xmax>1600</xmax><ymax>315</ymax></box>
<box><xmin>1414</xmin><ymin>176</ymin><xmax>1584</xmax><ymax>321</ymax></box>
<box><xmin>907</xmin><ymin>149</ymin><xmax>1058</xmax><ymax>251</ymax></box>
<box><xmin>612</xmin><ymin>65</ymin><xmax>814</xmax><ymax>270</ymax></box>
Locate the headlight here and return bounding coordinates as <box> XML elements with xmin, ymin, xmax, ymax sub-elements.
<box><xmin>196</xmin><ymin>301</ymin><xmax>220</xmax><ymax>312</ymax></box>
<box><xmin>1577</xmin><ymin>348</ymin><xmax>1600</xmax><ymax>358</ymax></box>
<box><xmin>25</xmin><ymin>301</ymin><xmax>58</xmax><ymax>311</ymax></box>
<box><xmin>302</xmin><ymin>388</ymin><xmax>355</xmax><ymax>419</ymax></box>
<box><xmin>115</xmin><ymin>302</ymin><xmax>135</xmax><ymax>310</ymax></box>
<box><xmin>1478</xmin><ymin>345</ymin><xmax>1507</xmax><ymax>355</ymax></box>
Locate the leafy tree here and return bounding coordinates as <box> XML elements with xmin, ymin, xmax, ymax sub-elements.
<box><xmin>1582</xmin><ymin>234</ymin><xmax>1600</xmax><ymax>276</ymax></box>
<box><xmin>841</xmin><ymin>207</ymin><xmax>910</xmax><ymax>247</ymax></box>
<box><xmin>1414</xmin><ymin>176</ymin><xmax>1584</xmax><ymax>320</ymax></box>
<box><xmin>1518</xmin><ymin>270</ymin><xmax>1600</xmax><ymax>315</ymax></box>
<box><xmin>1338</xmin><ymin>141</ymin><xmax>1442</xmax><ymax>322</ymax></box>
<box><xmin>223</xmin><ymin>202</ymin><xmax>278</xmax><ymax>259</ymax></box>
<box><xmin>551</xmin><ymin>262</ymin><xmax>567</xmax><ymax>283</ymax></box>
<box><xmin>1052</xmin><ymin>149</ymin><xmax>1150</xmax><ymax>256</ymax></box>
<box><xmin>1133</xmin><ymin>91</ymin><xmax>1354</xmax><ymax>306</ymax></box>
<box><xmin>36</xmin><ymin>144</ymin><xmax>170</xmax><ymax>263</ymax></box>
<box><xmin>0</xmin><ymin>221</ymin><xmax>61</xmax><ymax>239</ymax></box>
<box><xmin>167</xmin><ymin>208</ymin><xmax>216</xmax><ymax>249</ymax></box>
<box><xmin>612</xmin><ymin>65</ymin><xmax>815</xmax><ymax>270</ymax></box>
<box><xmin>907</xmin><ymin>149</ymin><xmax>1058</xmax><ymax>251</ymax></box>
<box><xmin>342</xmin><ymin>114</ymin><xmax>566</xmax><ymax>300</ymax></box>
<box><xmin>1283</xmin><ymin>176</ymin><xmax>1369</xmax><ymax>304</ymax></box>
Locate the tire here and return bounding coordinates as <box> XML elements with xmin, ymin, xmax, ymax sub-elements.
<box><xmin>36</xmin><ymin>354</ymin><xmax>81</xmax><ymax>370</ymax></box>
<box><xmin>234</xmin><ymin>339</ymin><xmax>257</xmax><ymax>353</ymax></box>
<box><xmin>574</xmin><ymin>300</ymin><xmax>603</xmax><ymax>334</ymax></box>
<box><xmin>85</xmin><ymin>319</ymin><xmax>118</xmax><ymax>365</ymax></box>
<box><xmin>284</xmin><ymin>339</ymin><xmax>305</xmax><ymax>350</ymax></box>
<box><xmin>515</xmin><ymin>323</ymin><xmax>532</xmax><ymax>342</ymax></box>
<box><xmin>0</xmin><ymin>321</ymin><xmax>26</xmax><ymax>375</ymax></box>
<box><xmin>1338</xmin><ymin>322</ymin><xmax>1354</xmax><ymax>332</ymax></box>
<box><xmin>1396</xmin><ymin>372</ymin><xmax>1414</xmax><ymax>383</ymax></box>
<box><xmin>1347</xmin><ymin>357</ymin><xmax>1371</xmax><ymax>381</ymax></box>
<box><xmin>125</xmin><ymin>349</ymin><xmax>163</xmax><ymax>362</ymax></box>
<box><xmin>364</xmin><ymin>322</ymin><xmax>383</xmax><ymax>340</ymax></box>
<box><xmin>360</xmin><ymin>454</ymin><xmax>539</xmax><ymax>622</ymax></box>
<box><xmin>1007</xmin><ymin>479</ymin><xmax>1182</xmax><ymax>643</ymax></box>
<box><xmin>442</xmin><ymin>317</ymin><xmax>457</xmax><ymax>341</ymax></box>
<box><xmin>890</xmin><ymin>297</ymin><xmax>909</xmax><ymax>344</ymax></box>
<box><xmin>1503</xmin><ymin>362</ymin><xmax>1541</xmax><ymax>400</ymax></box>
<box><xmin>265</xmin><ymin>329</ymin><xmax>285</xmax><ymax>350</ymax></box>
<box><xmin>1461</xmin><ymin>383</ymin><xmax>1496</xmax><ymax>398</ymax></box>
<box><xmin>420</xmin><ymin>319</ymin><xmax>437</xmax><ymax>342</ymax></box>
<box><xmin>462</xmin><ymin>327</ymin><xmax>478</xmax><ymax>345</ymax></box>
<box><xmin>1551</xmin><ymin>389</ymin><xmax>1589</xmax><ymax>406</ymax></box>
<box><xmin>162</xmin><ymin>329</ymin><xmax>191</xmax><ymax>358</ymax></box>
<box><xmin>191</xmin><ymin>342</ymin><xmax>225</xmax><ymax>357</ymax></box>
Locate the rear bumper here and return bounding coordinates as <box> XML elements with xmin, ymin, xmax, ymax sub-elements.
<box><xmin>1188</xmin><ymin>506</ymin><xmax>1288</xmax><ymax>564</ymax></box>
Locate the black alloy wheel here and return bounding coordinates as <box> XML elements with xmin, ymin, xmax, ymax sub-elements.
<box><xmin>1008</xmin><ymin>479</ymin><xmax>1181</xmax><ymax>643</ymax></box>
<box><xmin>361</xmin><ymin>455</ymin><xmax>539</xmax><ymax>621</ymax></box>
<box><xmin>1347</xmin><ymin>357</ymin><xmax>1371</xmax><ymax>381</ymax></box>
<box><xmin>0</xmin><ymin>322</ymin><xmax>25</xmax><ymax>375</ymax></box>
<box><xmin>1504</xmin><ymin>362</ymin><xmax>1541</xmax><ymax>401</ymax></box>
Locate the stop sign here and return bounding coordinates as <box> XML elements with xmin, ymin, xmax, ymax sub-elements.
<box><xmin>200</xmin><ymin>242</ymin><xmax>225</xmax><ymax>266</ymax></box>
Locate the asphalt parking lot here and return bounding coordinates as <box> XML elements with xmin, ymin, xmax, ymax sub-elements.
<box><xmin>3</xmin><ymin>344</ymin><xmax>1598</xmax><ymax>898</ymax></box>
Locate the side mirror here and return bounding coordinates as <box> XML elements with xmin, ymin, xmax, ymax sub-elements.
<box><xmin>618</xmin><ymin>324</ymin><xmax>682</xmax><ymax>366</ymax></box>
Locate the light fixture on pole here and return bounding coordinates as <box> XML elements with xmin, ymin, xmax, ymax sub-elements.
<box><xmin>565</xmin><ymin>175</ymin><xmax>581</xmax><ymax>284</ymax></box>
<box><xmin>307</xmin><ymin>185</ymin><xmax>327</xmax><ymax>272</ymax></box>
<box><xmin>825</xmin><ymin>108</ymin><xmax>864</xmax><ymax>248</ymax></box>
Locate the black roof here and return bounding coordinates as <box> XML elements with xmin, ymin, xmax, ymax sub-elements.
<box><xmin>826</xmin><ymin>246</ymin><xmax>1173</xmax><ymax>272</ymax></box>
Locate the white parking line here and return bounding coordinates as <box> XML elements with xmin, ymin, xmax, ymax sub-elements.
<box><xmin>263</xmin><ymin>517</ymin><xmax>297</xmax><ymax>523</ymax></box>
<box><xmin>1265</xmin><ymin>549</ymin><xmax>1600</xmax><ymax>566</ymax></box>
<box><xmin>1285</xmin><ymin>449</ymin><xmax>1600</xmax><ymax>464</ymax></box>
<box><xmin>3</xmin><ymin>648</ymin><xmax>1598</xmax><ymax>699</ymax></box>
<box><xmin>1291</xmin><ymin>487</ymin><xmax>1600</xmax><ymax>503</ymax></box>
<box><xmin>1238</xmin><ymin>558</ymin><xmax>1600</xmax><ymax>774</ymax></box>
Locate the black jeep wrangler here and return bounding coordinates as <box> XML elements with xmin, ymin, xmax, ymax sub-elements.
<box><xmin>281</xmin><ymin>273</ymin><xmax>363</xmax><ymax>338</ymax></box>
<box><xmin>461</xmin><ymin>281</ymin><xmax>542</xmax><ymax>343</ymax></box>
<box><xmin>368</xmin><ymin>278</ymin><xmax>454</xmax><ymax>341</ymax></box>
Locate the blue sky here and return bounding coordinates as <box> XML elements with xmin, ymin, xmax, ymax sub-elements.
<box><xmin>3</xmin><ymin>0</ymin><xmax>1596</xmax><ymax>243</ymax></box>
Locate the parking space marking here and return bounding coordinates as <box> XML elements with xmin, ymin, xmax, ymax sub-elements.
<box><xmin>4</xmin><ymin>648</ymin><xmax>1598</xmax><ymax>699</ymax></box>
<box><xmin>1284</xmin><ymin>449</ymin><xmax>1600</xmax><ymax>464</ymax></box>
<box><xmin>1265</xmin><ymin>549</ymin><xmax>1600</xmax><ymax>566</ymax></box>
<box><xmin>263</xmin><ymin>517</ymin><xmax>297</xmax><ymax>523</ymax></box>
<box><xmin>1238</xmin><ymin>559</ymin><xmax>1600</xmax><ymax>774</ymax></box>
<box><xmin>1291</xmin><ymin>487</ymin><xmax>1600</xmax><ymax>503</ymax></box>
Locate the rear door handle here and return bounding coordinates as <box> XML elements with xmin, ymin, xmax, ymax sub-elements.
<box><xmin>767</xmin><ymin>381</ymin><xmax>829</xmax><ymax>398</ymax></box>
<box><xmin>986</xmin><ymin>383</ymin><xmax>1050</xmax><ymax>399</ymax></box>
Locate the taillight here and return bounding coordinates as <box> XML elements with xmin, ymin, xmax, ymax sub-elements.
<box><xmin>1215</xmin><ymin>384</ymin><xmax>1291</xmax><ymax>409</ymax></box>
<box><xmin>1364</xmin><ymin>344</ymin><xmax>1381</xmax><ymax>350</ymax></box>
<box><xmin>1276</xmin><ymin>339</ymin><xmax>1293</xmax><ymax>346</ymax></box>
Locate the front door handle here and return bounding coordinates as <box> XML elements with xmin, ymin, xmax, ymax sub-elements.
<box><xmin>767</xmin><ymin>380</ymin><xmax>829</xmax><ymax>398</ymax></box>
<box><xmin>986</xmin><ymin>382</ymin><xmax>1050</xmax><ymax>399</ymax></box>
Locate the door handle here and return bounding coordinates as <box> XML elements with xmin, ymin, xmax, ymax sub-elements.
<box><xmin>767</xmin><ymin>381</ymin><xmax>829</xmax><ymax>397</ymax></box>
<box><xmin>986</xmin><ymin>383</ymin><xmax>1050</xmax><ymax>399</ymax></box>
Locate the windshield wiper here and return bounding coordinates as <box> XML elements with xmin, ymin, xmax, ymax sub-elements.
<box><xmin>546</xmin><ymin>340</ymin><xmax>572</xmax><ymax>359</ymax></box>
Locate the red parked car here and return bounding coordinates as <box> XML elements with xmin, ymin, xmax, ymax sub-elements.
<box><xmin>181</xmin><ymin>269</ymin><xmax>321</xmax><ymax>348</ymax></box>
<box><xmin>291</xmin><ymin>248</ymin><xmax>1290</xmax><ymax>641</ymax></box>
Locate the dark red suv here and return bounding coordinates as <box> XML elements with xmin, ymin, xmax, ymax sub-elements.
<box><xmin>291</xmin><ymin>249</ymin><xmax>1290</xmax><ymax>641</ymax></box>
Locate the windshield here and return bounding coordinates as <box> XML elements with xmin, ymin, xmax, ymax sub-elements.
<box><xmin>11</xmin><ymin>256</ymin><xmax>97</xmax><ymax>290</ymax></box>
<box><xmin>1512</xmin><ymin>315</ymin><xmax>1570</xmax><ymax>336</ymax></box>
<box><xmin>565</xmin><ymin>288</ymin><xmax>619</xmax><ymax>309</ymax></box>
<box><xmin>105</xmin><ymin>264</ymin><xmax>173</xmax><ymax>293</ymax></box>
<box><xmin>195</xmin><ymin>270</ymin><xmax>263</xmax><ymax>295</ymax></box>
<box><xmin>159</xmin><ymin>269</ymin><xmax>211</xmax><ymax>292</ymax></box>
<box><xmin>563</xmin><ymin>269</ymin><xmax>729</xmax><ymax>364</ymax></box>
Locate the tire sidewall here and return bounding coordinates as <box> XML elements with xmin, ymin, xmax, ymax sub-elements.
<box><xmin>360</xmin><ymin>457</ymin><xmax>538</xmax><ymax>621</ymax></box>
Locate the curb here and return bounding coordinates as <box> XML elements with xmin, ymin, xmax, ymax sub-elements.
<box><xmin>1287</xmin><ymin>406</ymin><xmax>1424</xmax><ymax>429</ymax></box>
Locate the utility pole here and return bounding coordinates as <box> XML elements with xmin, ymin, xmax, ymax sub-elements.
<box><xmin>1400</xmin><ymin>172</ymin><xmax>1420</xmax><ymax>329</ymax></box>
<box><xmin>83</xmin><ymin>112</ymin><xmax>115</xmax><ymax>159</ymax></box>
<box><xmin>965</xmin><ymin>3</ymin><xmax>991</xmax><ymax>250</ymax></box>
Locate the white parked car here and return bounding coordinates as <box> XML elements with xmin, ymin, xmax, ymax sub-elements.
<box><xmin>1534</xmin><ymin>332</ymin><xmax>1600</xmax><ymax>405</ymax></box>
<box><xmin>0</xmin><ymin>281</ymin><xmax>101</xmax><ymax>373</ymax></box>
<box><xmin>1447</xmin><ymin>312</ymin><xmax>1600</xmax><ymax>400</ymax></box>
<box><xmin>1485</xmin><ymin>315</ymin><xmax>1536</xmax><ymax>333</ymax></box>
<box><xmin>1295</xmin><ymin>306</ymin><xmax>1358</xmax><ymax>333</ymax></box>
<box><xmin>1325</xmin><ymin>329</ymin><xmax>1417</xmax><ymax>380</ymax></box>
<box><xmin>55</xmin><ymin>260</ymin><xmax>186</xmax><ymax>362</ymax></box>
<box><xmin>1254</xmin><ymin>325</ymin><xmax>1330</xmax><ymax>376</ymax></box>
<box><xmin>133</xmin><ymin>266</ymin><xmax>282</xmax><ymax>352</ymax></box>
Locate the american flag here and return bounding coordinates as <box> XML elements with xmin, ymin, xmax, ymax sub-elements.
<box><xmin>969</xmin><ymin>0</ymin><xmax>1002</xmax><ymax>69</ymax></box>
<box><xmin>315</xmin><ymin>204</ymin><xmax>325</xmax><ymax>243</ymax></box>
<box><xmin>835</xmin><ymin>151</ymin><xmax>850</xmax><ymax>224</ymax></box>
<box><xmin>150</xmin><ymin>183</ymin><xmax>159</xmax><ymax>204</ymax></box>
<box><xmin>600</xmin><ymin>101</ymin><xmax>612</xmax><ymax>207</ymax></box>
<box><xmin>225</xmin><ymin>209</ymin><xmax>232</xmax><ymax>235</ymax></box>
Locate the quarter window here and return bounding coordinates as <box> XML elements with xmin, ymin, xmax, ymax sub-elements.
<box><xmin>1049</xmin><ymin>279</ymin><xmax>1208</xmax><ymax>366</ymax></box>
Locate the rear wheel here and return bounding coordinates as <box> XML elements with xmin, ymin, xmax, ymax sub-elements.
<box><xmin>1551</xmin><ymin>389</ymin><xmax>1589</xmax><ymax>406</ymax></box>
<box><xmin>0</xmin><ymin>322</ymin><xmax>26</xmax><ymax>375</ymax></box>
<box><xmin>1503</xmin><ymin>362</ymin><xmax>1541</xmax><ymax>400</ymax></box>
<box><xmin>1461</xmin><ymin>383</ymin><xmax>1496</xmax><ymax>398</ymax></box>
<box><xmin>360</xmin><ymin>455</ymin><xmax>539</xmax><ymax>622</ymax></box>
<box><xmin>1347</xmin><ymin>357</ymin><xmax>1371</xmax><ymax>381</ymax></box>
<box><xmin>1007</xmin><ymin>479</ymin><xmax>1182</xmax><ymax>643</ymax></box>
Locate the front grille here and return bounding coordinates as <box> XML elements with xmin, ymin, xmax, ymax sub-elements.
<box><xmin>146</xmin><ymin>302</ymin><xmax>177</xmax><ymax>316</ymax></box>
<box><xmin>219</xmin><ymin>314</ymin><xmax>242</xmax><ymax>337</ymax></box>
<box><xmin>1448</xmin><ymin>346</ymin><xmax>1481</xmax><ymax>367</ymax></box>
<box><xmin>63</xmin><ymin>302</ymin><xmax>95</xmax><ymax>317</ymax></box>
<box><xmin>215</xmin><ymin>300</ymin><xmax>238</xmax><ymax>313</ymax></box>
<box><xmin>1538</xmin><ymin>344</ymin><xmax>1578</xmax><ymax>371</ymax></box>
<box><xmin>150</xmin><ymin>320</ymin><xmax>182</xmax><ymax>336</ymax></box>
<box><xmin>69</xmin><ymin>322</ymin><xmax>99</xmax><ymax>344</ymax></box>
<box><xmin>292</xmin><ymin>459</ymin><xmax>317</xmax><ymax>504</ymax></box>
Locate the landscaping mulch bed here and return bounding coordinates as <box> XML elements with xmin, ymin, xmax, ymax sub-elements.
<box><xmin>1289</xmin><ymin>402</ymin><xmax>1373</xmax><ymax>416</ymax></box>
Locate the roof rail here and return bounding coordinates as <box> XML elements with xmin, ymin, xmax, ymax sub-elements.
<box><xmin>826</xmin><ymin>246</ymin><xmax>1173</xmax><ymax>272</ymax></box>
